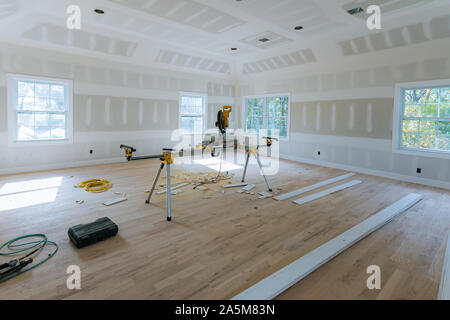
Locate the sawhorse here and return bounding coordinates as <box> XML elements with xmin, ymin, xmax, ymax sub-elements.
<box><xmin>145</xmin><ymin>150</ymin><xmax>174</xmax><ymax>221</ymax></box>
<box><xmin>241</xmin><ymin>137</ymin><xmax>276</xmax><ymax>192</ymax></box>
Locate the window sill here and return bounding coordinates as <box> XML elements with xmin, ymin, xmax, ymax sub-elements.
<box><xmin>392</xmin><ymin>147</ymin><xmax>450</xmax><ymax>160</ymax></box>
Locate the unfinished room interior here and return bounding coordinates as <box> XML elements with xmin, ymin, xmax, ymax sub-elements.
<box><xmin>0</xmin><ymin>0</ymin><xmax>450</xmax><ymax>303</ymax></box>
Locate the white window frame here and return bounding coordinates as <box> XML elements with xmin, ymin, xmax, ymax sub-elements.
<box><xmin>179</xmin><ymin>92</ymin><xmax>207</xmax><ymax>135</ymax></box>
<box><xmin>393</xmin><ymin>79</ymin><xmax>450</xmax><ymax>160</ymax></box>
<box><xmin>7</xmin><ymin>73</ymin><xmax>73</xmax><ymax>147</ymax></box>
<box><xmin>242</xmin><ymin>93</ymin><xmax>291</xmax><ymax>140</ymax></box>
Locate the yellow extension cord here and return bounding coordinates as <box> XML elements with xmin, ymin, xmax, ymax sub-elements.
<box><xmin>75</xmin><ymin>179</ymin><xmax>112</xmax><ymax>193</ymax></box>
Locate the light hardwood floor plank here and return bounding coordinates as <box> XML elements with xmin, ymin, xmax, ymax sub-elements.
<box><xmin>233</xmin><ymin>194</ymin><xmax>422</xmax><ymax>300</ymax></box>
<box><xmin>0</xmin><ymin>157</ymin><xmax>448</xmax><ymax>300</ymax></box>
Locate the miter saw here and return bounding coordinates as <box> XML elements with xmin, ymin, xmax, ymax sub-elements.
<box><xmin>200</xmin><ymin>105</ymin><xmax>237</xmax><ymax>158</ymax></box>
<box><xmin>216</xmin><ymin>105</ymin><xmax>232</xmax><ymax>134</ymax></box>
<box><xmin>144</xmin><ymin>105</ymin><xmax>275</xmax><ymax>222</ymax></box>
<box><xmin>145</xmin><ymin>106</ymin><xmax>235</xmax><ymax>221</ymax></box>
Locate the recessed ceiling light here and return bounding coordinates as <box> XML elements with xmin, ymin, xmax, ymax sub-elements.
<box><xmin>347</xmin><ymin>7</ymin><xmax>364</xmax><ymax>15</ymax></box>
<box><xmin>94</xmin><ymin>9</ymin><xmax>105</xmax><ymax>14</ymax></box>
<box><xmin>259</xmin><ymin>38</ymin><xmax>270</xmax><ymax>43</ymax></box>
<box><xmin>231</xmin><ymin>48</ymin><xmax>237</xmax><ymax>51</ymax></box>
<box><xmin>294</xmin><ymin>26</ymin><xmax>303</xmax><ymax>30</ymax></box>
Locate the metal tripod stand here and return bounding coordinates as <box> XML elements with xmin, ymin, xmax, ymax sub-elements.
<box><xmin>241</xmin><ymin>137</ymin><xmax>276</xmax><ymax>192</ymax></box>
<box><xmin>146</xmin><ymin>150</ymin><xmax>174</xmax><ymax>221</ymax></box>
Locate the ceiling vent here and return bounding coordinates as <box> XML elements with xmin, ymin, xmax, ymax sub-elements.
<box><xmin>347</xmin><ymin>7</ymin><xmax>364</xmax><ymax>15</ymax></box>
<box><xmin>240</xmin><ymin>31</ymin><xmax>293</xmax><ymax>49</ymax></box>
<box><xmin>344</xmin><ymin>0</ymin><xmax>433</xmax><ymax>19</ymax></box>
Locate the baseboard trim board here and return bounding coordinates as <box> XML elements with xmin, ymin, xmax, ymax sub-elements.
<box><xmin>280</xmin><ymin>154</ymin><xmax>450</xmax><ymax>191</ymax></box>
<box><xmin>0</xmin><ymin>157</ymin><xmax>125</xmax><ymax>176</ymax></box>
<box><xmin>232</xmin><ymin>193</ymin><xmax>423</xmax><ymax>300</ymax></box>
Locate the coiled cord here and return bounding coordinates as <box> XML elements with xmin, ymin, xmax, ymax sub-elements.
<box><xmin>0</xmin><ymin>234</ymin><xmax>58</xmax><ymax>283</ymax></box>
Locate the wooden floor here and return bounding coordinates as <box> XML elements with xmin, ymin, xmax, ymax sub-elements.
<box><xmin>0</xmin><ymin>156</ymin><xmax>449</xmax><ymax>300</ymax></box>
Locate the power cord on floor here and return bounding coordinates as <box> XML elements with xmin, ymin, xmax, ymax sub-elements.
<box><xmin>0</xmin><ymin>234</ymin><xmax>58</xmax><ymax>283</ymax></box>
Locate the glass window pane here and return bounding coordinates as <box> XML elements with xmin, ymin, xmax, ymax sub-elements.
<box><xmin>246</xmin><ymin>98</ymin><xmax>264</xmax><ymax>117</ymax></box>
<box><xmin>440</xmin><ymin>104</ymin><xmax>450</xmax><ymax>118</ymax></box>
<box><xmin>420</xmin><ymin>120</ymin><xmax>437</xmax><ymax>134</ymax></box>
<box><xmin>281</xmin><ymin>99</ymin><xmax>289</xmax><ymax>117</ymax></box>
<box><xmin>180</xmin><ymin>116</ymin><xmax>202</xmax><ymax>134</ymax></box>
<box><xmin>18</xmin><ymin>81</ymin><xmax>34</xmax><ymax>97</ymax></box>
<box><xmin>49</xmin><ymin>114</ymin><xmax>66</xmax><ymax>127</ymax></box>
<box><xmin>268</xmin><ymin>97</ymin><xmax>288</xmax><ymax>117</ymax></box>
<box><xmin>35</xmin><ymin>98</ymin><xmax>50</xmax><ymax>111</ymax></box>
<box><xmin>246</xmin><ymin>117</ymin><xmax>263</xmax><ymax>133</ymax></box>
<box><xmin>181</xmin><ymin>96</ymin><xmax>203</xmax><ymax>115</ymax></box>
<box><xmin>51</xmin><ymin>85</ymin><xmax>65</xmax><ymax>99</ymax></box>
<box><xmin>402</xmin><ymin>85</ymin><xmax>450</xmax><ymax>153</ymax></box>
<box><xmin>50</xmin><ymin>127</ymin><xmax>66</xmax><ymax>139</ymax></box>
<box><xmin>268</xmin><ymin>117</ymin><xmax>288</xmax><ymax>137</ymax></box>
<box><xmin>268</xmin><ymin>98</ymin><xmax>282</xmax><ymax>117</ymax></box>
<box><xmin>421</xmin><ymin>104</ymin><xmax>438</xmax><ymax>117</ymax></box>
<box><xmin>14</xmin><ymin>78</ymin><xmax>69</xmax><ymax>142</ymax></box>
<box><xmin>180</xmin><ymin>94</ymin><xmax>204</xmax><ymax>134</ymax></box>
<box><xmin>17</xmin><ymin>112</ymin><xmax>34</xmax><ymax>127</ymax></box>
<box><xmin>440</xmin><ymin>88</ymin><xmax>450</xmax><ymax>103</ymax></box>
<box><xmin>419</xmin><ymin>134</ymin><xmax>436</xmax><ymax>150</ymax></box>
<box><xmin>439</xmin><ymin>121</ymin><xmax>450</xmax><ymax>135</ymax></box>
<box><xmin>403</xmin><ymin>104</ymin><xmax>420</xmax><ymax>117</ymax></box>
<box><xmin>35</xmin><ymin>113</ymin><xmax>50</xmax><ymax>126</ymax></box>
<box><xmin>35</xmin><ymin>83</ymin><xmax>50</xmax><ymax>97</ymax></box>
<box><xmin>404</xmin><ymin>89</ymin><xmax>428</xmax><ymax>104</ymax></box>
<box><xmin>34</xmin><ymin>126</ymin><xmax>51</xmax><ymax>139</ymax></box>
<box><xmin>421</xmin><ymin>88</ymin><xmax>439</xmax><ymax>103</ymax></box>
<box><xmin>438</xmin><ymin>136</ymin><xmax>450</xmax><ymax>151</ymax></box>
<box><xmin>401</xmin><ymin>133</ymin><xmax>419</xmax><ymax>149</ymax></box>
<box><xmin>402</xmin><ymin>120</ymin><xmax>419</xmax><ymax>133</ymax></box>
<box><xmin>17</xmin><ymin>125</ymin><xmax>35</xmax><ymax>141</ymax></box>
<box><xmin>50</xmin><ymin>99</ymin><xmax>66</xmax><ymax>111</ymax></box>
<box><xmin>17</xmin><ymin>97</ymin><xmax>34</xmax><ymax>110</ymax></box>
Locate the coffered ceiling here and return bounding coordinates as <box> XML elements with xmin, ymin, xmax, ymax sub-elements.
<box><xmin>0</xmin><ymin>0</ymin><xmax>448</xmax><ymax>77</ymax></box>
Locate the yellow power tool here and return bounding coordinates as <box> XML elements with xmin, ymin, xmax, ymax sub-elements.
<box><xmin>216</xmin><ymin>105</ymin><xmax>232</xmax><ymax>134</ymax></box>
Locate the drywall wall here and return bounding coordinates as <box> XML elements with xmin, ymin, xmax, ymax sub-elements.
<box><xmin>0</xmin><ymin>42</ymin><xmax>236</xmax><ymax>174</ymax></box>
<box><xmin>237</xmin><ymin>15</ymin><xmax>450</xmax><ymax>189</ymax></box>
<box><xmin>1</xmin><ymin>8</ymin><xmax>449</xmax><ymax>190</ymax></box>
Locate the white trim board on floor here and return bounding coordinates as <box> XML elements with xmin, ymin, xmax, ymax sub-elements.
<box><xmin>156</xmin><ymin>183</ymin><xmax>189</xmax><ymax>195</ymax></box>
<box><xmin>274</xmin><ymin>173</ymin><xmax>356</xmax><ymax>201</ymax></box>
<box><xmin>103</xmin><ymin>197</ymin><xmax>127</xmax><ymax>206</ymax></box>
<box><xmin>438</xmin><ymin>235</ymin><xmax>450</xmax><ymax>300</ymax></box>
<box><xmin>232</xmin><ymin>193</ymin><xmax>423</xmax><ymax>300</ymax></box>
<box><xmin>293</xmin><ymin>180</ymin><xmax>362</xmax><ymax>205</ymax></box>
<box><xmin>280</xmin><ymin>154</ymin><xmax>450</xmax><ymax>191</ymax></box>
<box><xmin>223</xmin><ymin>183</ymin><xmax>248</xmax><ymax>188</ymax></box>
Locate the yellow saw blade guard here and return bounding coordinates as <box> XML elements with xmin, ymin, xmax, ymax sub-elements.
<box><xmin>222</xmin><ymin>106</ymin><xmax>232</xmax><ymax>128</ymax></box>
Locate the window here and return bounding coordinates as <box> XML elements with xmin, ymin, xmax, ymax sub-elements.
<box><xmin>243</xmin><ymin>94</ymin><xmax>290</xmax><ymax>139</ymax></box>
<box><xmin>393</xmin><ymin>80</ymin><xmax>450</xmax><ymax>158</ymax></box>
<box><xmin>7</xmin><ymin>74</ymin><xmax>73</xmax><ymax>145</ymax></box>
<box><xmin>179</xmin><ymin>93</ymin><xmax>206</xmax><ymax>134</ymax></box>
